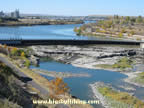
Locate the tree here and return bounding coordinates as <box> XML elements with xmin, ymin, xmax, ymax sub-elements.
<box><xmin>106</xmin><ymin>20</ymin><xmax>113</xmax><ymax>28</ymax></box>
<box><xmin>121</xmin><ymin>28</ymin><xmax>126</xmax><ymax>33</ymax></box>
<box><xmin>136</xmin><ymin>16</ymin><xmax>143</xmax><ymax>23</ymax></box>
<box><xmin>24</xmin><ymin>58</ymin><xmax>30</xmax><ymax>68</ymax></box>
<box><xmin>74</xmin><ymin>27</ymin><xmax>78</xmax><ymax>32</ymax></box>
<box><xmin>0</xmin><ymin>18</ymin><xmax>2</xmax><ymax>23</ymax></box>
<box><xmin>126</xmin><ymin>16</ymin><xmax>130</xmax><ymax>22</ymax></box>
<box><xmin>3</xmin><ymin>44</ymin><xmax>7</xmax><ymax>49</ymax></box>
<box><xmin>21</xmin><ymin>52</ymin><xmax>25</xmax><ymax>57</ymax></box>
<box><xmin>130</xmin><ymin>31</ymin><xmax>135</xmax><ymax>35</ymax></box>
<box><xmin>48</xmin><ymin>77</ymin><xmax>69</xmax><ymax>98</ymax></box>
<box><xmin>114</xmin><ymin>15</ymin><xmax>119</xmax><ymax>19</ymax></box>
<box><xmin>118</xmin><ymin>32</ymin><xmax>123</xmax><ymax>38</ymax></box>
<box><xmin>130</xmin><ymin>18</ymin><xmax>136</xmax><ymax>24</ymax></box>
<box><xmin>77</xmin><ymin>28</ymin><xmax>82</xmax><ymax>35</ymax></box>
<box><xmin>11</xmin><ymin>47</ymin><xmax>18</xmax><ymax>56</ymax></box>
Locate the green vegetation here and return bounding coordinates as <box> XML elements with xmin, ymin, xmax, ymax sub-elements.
<box><xmin>74</xmin><ymin>27</ymin><xmax>82</xmax><ymax>35</ymax></box>
<box><xmin>112</xmin><ymin>57</ymin><xmax>133</xmax><ymax>70</ymax></box>
<box><xmin>74</xmin><ymin>15</ymin><xmax>144</xmax><ymax>40</ymax></box>
<box><xmin>0</xmin><ymin>45</ymin><xmax>31</xmax><ymax>68</ymax></box>
<box><xmin>23</xmin><ymin>57</ymin><xmax>30</xmax><ymax>68</ymax></box>
<box><xmin>96</xmin><ymin>57</ymin><xmax>133</xmax><ymax>70</ymax></box>
<box><xmin>0</xmin><ymin>17</ymin><xmax>18</xmax><ymax>23</ymax></box>
<box><xmin>95</xmin><ymin>64</ymin><xmax>113</xmax><ymax>69</ymax></box>
<box><xmin>98</xmin><ymin>86</ymin><xmax>144</xmax><ymax>108</ymax></box>
<box><xmin>10</xmin><ymin>47</ymin><xmax>28</xmax><ymax>57</ymax></box>
<box><xmin>133</xmin><ymin>72</ymin><xmax>144</xmax><ymax>84</ymax></box>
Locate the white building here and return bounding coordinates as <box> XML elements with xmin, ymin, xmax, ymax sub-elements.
<box><xmin>11</xmin><ymin>9</ymin><xmax>20</xmax><ymax>18</ymax></box>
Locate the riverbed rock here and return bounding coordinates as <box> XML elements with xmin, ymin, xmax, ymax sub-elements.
<box><xmin>30</xmin><ymin>45</ymin><xmax>143</xmax><ymax>71</ymax></box>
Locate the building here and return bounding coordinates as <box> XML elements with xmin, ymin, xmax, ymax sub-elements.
<box><xmin>11</xmin><ymin>9</ymin><xmax>20</xmax><ymax>18</ymax></box>
<box><xmin>0</xmin><ymin>11</ymin><xmax>5</xmax><ymax>17</ymax></box>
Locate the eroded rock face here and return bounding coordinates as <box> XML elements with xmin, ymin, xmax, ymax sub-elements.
<box><xmin>30</xmin><ymin>45</ymin><xmax>144</xmax><ymax>70</ymax></box>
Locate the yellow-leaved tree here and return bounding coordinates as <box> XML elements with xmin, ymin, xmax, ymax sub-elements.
<box><xmin>21</xmin><ymin>52</ymin><xmax>25</xmax><ymax>57</ymax></box>
<box><xmin>11</xmin><ymin>47</ymin><xmax>18</xmax><ymax>56</ymax></box>
<box><xmin>48</xmin><ymin>77</ymin><xmax>69</xmax><ymax>99</ymax></box>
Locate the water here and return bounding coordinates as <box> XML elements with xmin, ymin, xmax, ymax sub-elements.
<box><xmin>2</xmin><ymin>22</ymin><xmax>143</xmax><ymax>106</ymax></box>
<box><xmin>0</xmin><ymin>24</ymin><xmax>98</xmax><ymax>40</ymax></box>
<box><xmin>30</xmin><ymin>61</ymin><xmax>127</xmax><ymax>103</ymax></box>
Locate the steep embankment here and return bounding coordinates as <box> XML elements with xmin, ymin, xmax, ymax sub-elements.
<box><xmin>0</xmin><ymin>61</ymin><xmax>33</xmax><ymax>108</ymax></box>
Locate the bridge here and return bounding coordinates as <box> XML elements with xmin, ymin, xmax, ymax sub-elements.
<box><xmin>0</xmin><ymin>39</ymin><xmax>143</xmax><ymax>47</ymax></box>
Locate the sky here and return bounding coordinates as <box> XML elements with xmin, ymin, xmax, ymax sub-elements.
<box><xmin>0</xmin><ymin>0</ymin><xmax>144</xmax><ymax>16</ymax></box>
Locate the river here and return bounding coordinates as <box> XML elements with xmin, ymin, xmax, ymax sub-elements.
<box><xmin>0</xmin><ymin>23</ymin><xmax>98</xmax><ymax>40</ymax></box>
<box><xmin>30</xmin><ymin>61</ymin><xmax>128</xmax><ymax>108</ymax></box>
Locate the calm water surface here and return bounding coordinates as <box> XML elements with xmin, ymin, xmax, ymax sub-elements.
<box><xmin>30</xmin><ymin>61</ymin><xmax>127</xmax><ymax>100</ymax></box>
<box><xmin>0</xmin><ymin>24</ymin><xmax>98</xmax><ymax>40</ymax></box>
<box><xmin>30</xmin><ymin>61</ymin><xmax>128</xmax><ymax>108</ymax></box>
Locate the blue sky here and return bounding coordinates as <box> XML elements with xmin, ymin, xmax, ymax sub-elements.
<box><xmin>0</xmin><ymin>0</ymin><xmax>144</xmax><ymax>16</ymax></box>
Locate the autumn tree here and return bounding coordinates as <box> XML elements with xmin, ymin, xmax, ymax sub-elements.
<box><xmin>11</xmin><ymin>47</ymin><xmax>18</xmax><ymax>56</ymax></box>
<box><xmin>74</xmin><ymin>27</ymin><xmax>78</xmax><ymax>32</ymax></box>
<box><xmin>118</xmin><ymin>32</ymin><xmax>123</xmax><ymax>38</ymax></box>
<box><xmin>48</xmin><ymin>77</ymin><xmax>69</xmax><ymax>99</ymax></box>
<box><xmin>21</xmin><ymin>52</ymin><xmax>25</xmax><ymax>57</ymax></box>
<box><xmin>4</xmin><ymin>44</ymin><xmax>7</xmax><ymax>49</ymax></box>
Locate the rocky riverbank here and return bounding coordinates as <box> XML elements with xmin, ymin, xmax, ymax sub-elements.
<box><xmin>31</xmin><ymin>45</ymin><xmax>142</xmax><ymax>69</ymax></box>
